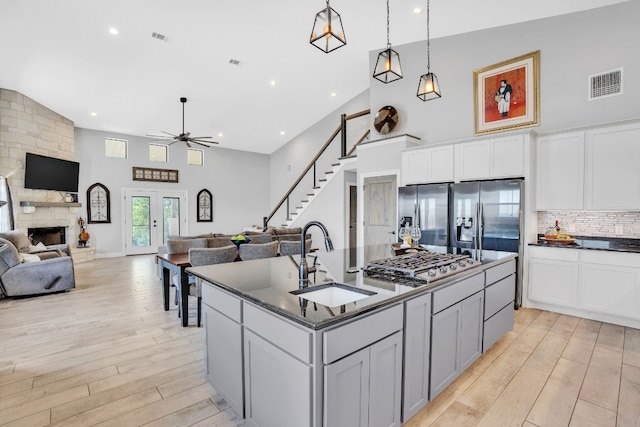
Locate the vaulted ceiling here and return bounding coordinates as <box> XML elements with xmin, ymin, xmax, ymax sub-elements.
<box><xmin>0</xmin><ymin>0</ymin><xmax>628</xmax><ymax>154</ymax></box>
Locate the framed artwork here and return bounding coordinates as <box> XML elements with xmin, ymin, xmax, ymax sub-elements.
<box><xmin>87</xmin><ymin>183</ymin><xmax>111</xmax><ymax>224</ymax></box>
<box><xmin>132</xmin><ymin>166</ymin><xmax>179</xmax><ymax>183</ymax></box>
<box><xmin>474</xmin><ymin>50</ymin><xmax>540</xmax><ymax>135</ymax></box>
<box><xmin>197</xmin><ymin>189</ymin><xmax>213</xmax><ymax>222</ymax></box>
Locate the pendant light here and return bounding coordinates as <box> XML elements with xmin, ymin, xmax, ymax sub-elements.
<box><xmin>310</xmin><ymin>0</ymin><xmax>347</xmax><ymax>53</ymax></box>
<box><xmin>373</xmin><ymin>0</ymin><xmax>403</xmax><ymax>84</ymax></box>
<box><xmin>417</xmin><ymin>0</ymin><xmax>441</xmax><ymax>100</ymax></box>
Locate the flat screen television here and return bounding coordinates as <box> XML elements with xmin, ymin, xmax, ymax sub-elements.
<box><xmin>24</xmin><ymin>152</ymin><xmax>80</xmax><ymax>193</ymax></box>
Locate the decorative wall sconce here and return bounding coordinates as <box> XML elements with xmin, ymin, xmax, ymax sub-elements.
<box><xmin>373</xmin><ymin>0</ymin><xmax>403</xmax><ymax>83</ymax></box>
<box><xmin>310</xmin><ymin>0</ymin><xmax>347</xmax><ymax>53</ymax></box>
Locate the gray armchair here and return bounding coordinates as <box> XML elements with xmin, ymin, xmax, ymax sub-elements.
<box><xmin>0</xmin><ymin>236</ymin><xmax>75</xmax><ymax>298</ymax></box>
<box><xmin>279</xmin><ymin>239</ymin><xmax>312</xmax><ymax>256</ymax></box>
<box><xmin>239</xmin><ymin>240</ymin><xmax>279</xmax><ymax>261</ymax></box>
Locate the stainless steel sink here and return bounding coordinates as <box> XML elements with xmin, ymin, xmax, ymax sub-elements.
<box><xmin>290</xmin><ymin>282</ymin><xmax>376</xmax><ymax>307</ymax></box>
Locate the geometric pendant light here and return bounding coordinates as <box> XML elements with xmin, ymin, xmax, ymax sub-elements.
<box><xmin>310</xmin><ymin>0</ymin><xmax>347</xmax><ymax>53</ymax></box>
<box><xmin>373</xmin><ymin>0</ymin><xmax>403</xmax><ymax>83</ymax></box>
<box><xmin>417</xmin><ymin>0</ymin><xmax>441</xmax><ymax>100</ymax></box>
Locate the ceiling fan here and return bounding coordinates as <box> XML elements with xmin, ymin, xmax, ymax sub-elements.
<box><xmin>147</xmin><ymin>97</ymin><xmax>219</xmax><ymax>148</ymax></box>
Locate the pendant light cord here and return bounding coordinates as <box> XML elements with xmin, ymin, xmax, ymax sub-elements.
<box><xmin>427</xmin><ymin>0</ymin><xmax>431</xmax><ymax>72</ymax></box>
<box><xmin>386</xmin><ymin>0</ymin><xmax>390</xmax><ymax>48</ymax></box>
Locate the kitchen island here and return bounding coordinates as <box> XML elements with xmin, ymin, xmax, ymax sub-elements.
<box><xmin>187</xmin><ymin>245</ymin><xmax>517</xmax><ymax>427</ymax></box>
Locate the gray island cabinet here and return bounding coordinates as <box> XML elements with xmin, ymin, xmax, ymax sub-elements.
<box><xmin>191</xmin><ymin>248</ymin><xmax>517</xmax><ymax>427</ymax></box>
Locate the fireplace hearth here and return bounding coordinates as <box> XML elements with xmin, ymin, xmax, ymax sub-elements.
<box><xmin>28</xmin><ymin>226</ymin><xmax>67</xmax><ymax>246</ymax></box>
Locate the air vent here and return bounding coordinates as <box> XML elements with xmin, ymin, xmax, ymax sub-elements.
<box><xmin>151</xmin><ymin>32</ymin><xmax>170</xmax><ymax>42</ymax></box>
<box><xmin>588</xmin><ymin>68</ymin><xmax>622</xmax><ymax>100</ymax></box>
<box><xmin>229</xmin><ymin>59</ymin><xmax>240</xmax><ymax>65</ymax></box>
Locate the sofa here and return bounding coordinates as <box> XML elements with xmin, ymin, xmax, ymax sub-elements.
<box><xmin>0</xmin><ymin>231</ymin><xmax>76</xmax><ymax>298</ymax></box>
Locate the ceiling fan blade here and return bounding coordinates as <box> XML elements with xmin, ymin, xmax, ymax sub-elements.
<box><xmin>161</xmin><ymin>130</ymin><xmax>178</xmax><ymax>137</ymax></box>
<box><xmin>191</xmin><ymin>140</ymin><xmax>214</xmax><ymax>148</ymax></box>
<box><xmin>191</xmin><ymin>139</ymin><xmax>219</xmax><ymax>145</ymax></box>
<box><xmin>167</xmin><ymin>140</ymin><xmax>179</xmax><ymax>146</ymax></box>
<box><xmin>148</xmin><ymin>139</ymin><xmax>173</xmax><ymax>143</ymax></box>
<box><xmin>188</xmin><ymin>136</ymin><xmax>214</xmax><ymax>140</ymax></box>
<box><xmin>146</xmin><ymin>134</ymin><xmax>173</xmax><ymax>139</ymax></box>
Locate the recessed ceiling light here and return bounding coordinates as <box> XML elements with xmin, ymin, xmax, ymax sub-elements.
<box><xmin>270</xmin><ymin>80</ymin><xmax>277</xmax><ymax>86</ymax></box>
<box><xmin>109</xmin><ymin>28</ymin><xmax>119</xmax><ymax>35</ymax></box>
<box><xmin>413</xmin><ymin>7</ymin><xmax>422</xmax><ymax>14</ymax></box>
<box><xmin>280</xmin><ymin>131</ymin><xmax>285</xmax><ymax>135</ymax></box>
<box><xmin>217</xmin><ymin>132</ymin><xmax>223</xmax><ymax>137</ymax></box>
<box><xmin>331</xmin><ymin>92</ymin><xmax>337</xmax><ymax>97</ymax></box>
<box><xmin>90</xmin><ymin>112</ymin><xmax>97</xmax><ymax>117</ymax></box>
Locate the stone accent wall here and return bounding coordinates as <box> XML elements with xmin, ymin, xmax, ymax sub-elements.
<box><xmin>538</xmin><ymin>211</ymin><xmax>640</xmax><ymax>238</ymax></box>
<box><xmin>0</xmin><ymin>88</ymin><xmax>79</xmax><ymax>242</ymax></box>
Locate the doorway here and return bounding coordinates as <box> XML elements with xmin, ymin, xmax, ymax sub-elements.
<box><xmin>362</xmin><ymin>174</ymin><xmax>398</xmax><ymax>250</ymax></box>
<box><xmin>123</xmin><ymin>189</ymin><xmax>187</xmax><ymax>255</ymax></box>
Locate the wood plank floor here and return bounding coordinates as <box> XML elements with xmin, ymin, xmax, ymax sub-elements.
<box><xmin>0</xmin><ymin>255</ymin><xmax>639</xmax><ymax>426</ymax></box>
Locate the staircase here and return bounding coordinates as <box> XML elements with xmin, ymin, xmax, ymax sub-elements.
<box><xmin>264</xmin><ymin>110</ymin><xmax>370</xmax><ymax>228</ymax></box>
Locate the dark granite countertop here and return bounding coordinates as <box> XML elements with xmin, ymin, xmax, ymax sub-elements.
<box><xmin>529</xmin><ymin>235</ymin><xmax>640</xmax><ymax>253</ymax></box>
<box><xmin>187</xmin><ymin>245</ymin><xmax>516</xmax><ymax>330</ymax></box>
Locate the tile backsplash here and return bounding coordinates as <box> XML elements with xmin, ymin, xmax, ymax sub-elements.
<box><xmin>538</xmin><ymin>211</ymin><xmax>640</xmax><ymax>238</ymax></box>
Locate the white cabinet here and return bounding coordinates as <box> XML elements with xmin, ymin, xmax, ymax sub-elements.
<box><xmin>454</xmin><ymin>134</ymin><xmax>525</xmax><ymax>182</ymax></box>
<box><xmin>579</xmin><ymin>251</ymin><xmax>640</xmax><ymax>319</ymax></box>
<box><xmin>535</xmin><ymin>132</ymin><xmax>585</xmax><ymax>210</ymax></box>
<box><xmin>402</xmin><ymin>294</ymin><xmax>431</xmax><ymax>422</ymax></box>
<box><xmin>528</xmin><ymin>246</ymin><xmax>579</xmax><ymax>307</ymax></box>
<box><xmin>585</xmin><ymin>122</ymin><xmax>640</xmax><ymax>210</ymax></box>
<box><xmin>401</xmin><ymin>145</ymin><xmax>454</xmax><ymax>185</ymax></box>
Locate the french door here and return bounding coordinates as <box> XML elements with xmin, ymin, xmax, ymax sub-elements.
<box><xmin>123</xmin><ymin>189</ymin><xmax>188</xmax><ymax>255</ymax></box>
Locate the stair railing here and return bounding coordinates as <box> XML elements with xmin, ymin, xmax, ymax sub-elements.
<box><xmin>264</xmin><ymin>109</ymin><xmax>370</xmax><ymax>228</ymax></box>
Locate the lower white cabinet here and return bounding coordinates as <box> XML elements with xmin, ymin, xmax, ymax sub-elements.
<box><xmin>402</xmin><ymin>294</ymin><xmax>431</xmax><ymax>422</ymax></box>
<box><xmin>203</xmin><ymin>304</ymin><xmax>244</xmax><ymax>417</ymax></box>
<box><xmin>430</xmin><ymin>273</ymin><xmax>484</xmax><ymax>399</ymax></box>
<box><xmin>528</xmin><ymin>247</ymin><xmax>579</xmax><ymax>307</ymax></box>
<box><xmin>325</xmin><ymin>332</ymin><xmax>403</xmax><ymax>427</ymax></box>
<box><xmin>244</xmin><ymin>329</ymin><xmax>312</xmax><ymax>427</ymax></box>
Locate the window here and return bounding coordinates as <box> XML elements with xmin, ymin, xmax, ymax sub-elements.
<box><xmin>149</xmin><ymin>144</ymin><xmax>168</xmax><ymax>162</ymax></box>
<box><xmin>187</xmin><ymin>148</ymin><xmax>204</xmax><ymax>166</ymax></box>
<box><xmin>105</xmin><ymin>138</ymin><xmax>127</xmax><ymax>158</ymax></box>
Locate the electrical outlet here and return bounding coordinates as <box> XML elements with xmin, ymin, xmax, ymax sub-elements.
<box><xmin>615</xmin><ymin>225</ymin><xmax>624</xmax><ymax>235</ymax></box>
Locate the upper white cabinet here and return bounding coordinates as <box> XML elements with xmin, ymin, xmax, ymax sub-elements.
<box><xmin>535</xmin><ymin>120</ymin><xmax>640</xmax><ymax>211</ymax></box>
<box><xmin>454</xmin><ymin>134</ymin><xmax>525</xmax><ymax>182</ymax></box>
<box><xmin>401</xmin><ymin>145</ymin><xmax>454</xmax><ymax>185</ymax></box>
<box><xmin>585</xmin><ymin>122</ymin><xmax>640</xmax><ymax>210</ymax></box>
<box><xmin>535</xmin><ymin>132</ymin><xmax>585</xmax><ymax>210</ymax></box>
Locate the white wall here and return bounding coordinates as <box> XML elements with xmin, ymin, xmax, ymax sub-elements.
<box><xmin>368</xmin><ymin>0</ymin><xmax>640</xmax><ymax>145</ymax></box>
<box><xmin>74</xmin><ymin>128</ymin><xmax>270</xmax><ymax>256</ymax></box>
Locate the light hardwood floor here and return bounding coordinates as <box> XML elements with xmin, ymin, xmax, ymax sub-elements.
<box><xmin>1</xmin><ymin>255</ymin><xmax>639</xmax><ymax>426</ymax></box>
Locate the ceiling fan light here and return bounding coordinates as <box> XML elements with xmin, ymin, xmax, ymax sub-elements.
<box><xmin>417</xmin><ymin>72</ymin><xmax>441</xmax><ymax>101</ymax></box>
<box><xmin>373</xmin><ymin>47</ymin><xmax>403</xmax><ymax>84</ymax></box>
<box><xmin>310</xmin><ymin>1</ymin><xmax>346</xmax><ymax>53</ymax></box>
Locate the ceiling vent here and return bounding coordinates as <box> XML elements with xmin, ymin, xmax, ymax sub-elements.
<box><xmin>229</xmin><ymin>59</ymin><xmax>240</xmax><ymax>65</ymax></box>
<box><xmin>151</xmin><ymin>32</ymin><xmax>170</xmax><ymax>42</ymax></box>
<box><xmin>588</xmin><ymin>68</ymin><xmax>622</xmax><ymax>100</ymax></box>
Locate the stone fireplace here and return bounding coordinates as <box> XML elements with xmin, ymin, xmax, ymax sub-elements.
<box><xmin>28</xmin><ymin>226</ymin><xmax>67</xmax><ymax>245</ymax></box>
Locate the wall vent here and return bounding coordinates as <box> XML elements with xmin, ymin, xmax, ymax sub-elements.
<box><xmin>588</xmin><ymin>68</ymin><xmax>623</xmax><ymax>100</ymax></box>
<box><xmin>151</xmin><ymin>32</ymin><xmax>170</xmax><ymax>42</ymax></box>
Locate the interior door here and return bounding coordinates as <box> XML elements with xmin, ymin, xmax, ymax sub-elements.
<box><xmin>124</xmin><ymin>189</ymin><xmax>187</xmax><ymax>255</ymax></box>
<box><xmin>363</xmin><ymin>175</ymin><xmax>397</xmax><ymax>252</ymax></box>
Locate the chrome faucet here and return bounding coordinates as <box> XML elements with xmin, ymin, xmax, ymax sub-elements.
<box><xmin>299</xmin><ymin>221</ymin><xmax>334</xmax><ymax>287</ymax></box>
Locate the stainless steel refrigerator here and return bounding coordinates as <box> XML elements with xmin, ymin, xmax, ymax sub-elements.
<box><xmin>450</xmin><ymin>178</ymin><xmax>524</xmax><ymax>306</ymax></box>
<box><xmin>397</xmin><ymin>183</ymin><xmax>449</xmax><ymax>246</ymax></box>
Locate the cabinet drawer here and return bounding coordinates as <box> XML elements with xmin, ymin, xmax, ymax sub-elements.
<box><xmin>485</xmin><ymin>274</ymin><xmax>515</xmax><ymax>320</ymax></box>
<box><xmin>323</xmin><ymin>304</ymin><xmax>403</xmax><ymax>364</ymax></box>
<box><xmin>432</xmin><ymin>273</ymin><xmax>484</xmax><ymax>314</ymax></box>
<box><xmin>244</xmin><ymin>303</ymin><xmax>312</xmax><ymax>364</ymax></box>
<box><xmin>202</xmin><ymin>283</ymin><xmax>242</xmax><ymax>323</ymax></box>
<box><xmin>485</xmin><ymin>259</ymin><xmax>516</xmax><ymax>285</ymax></box>
<box><xmin>530</xmin><ymin>246</ymin><xmax>580</xmax><ymax>262</ymax></box>
<box><xmin>483</xmin><ymin>302</ymin><xmax>514</xmax><ymax>352</ymax></box>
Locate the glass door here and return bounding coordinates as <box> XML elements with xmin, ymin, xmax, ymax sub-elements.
<box><xmin>124</xmin><ymin>189</ymin><xmax>187</xmax><ymax>255</ymax></box>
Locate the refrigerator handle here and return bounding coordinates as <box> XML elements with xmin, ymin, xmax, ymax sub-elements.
<box><xmin>474</xmin><ymin>202</ymin><xmax>479</xmax><ymax>259</ymax></box>
<box><xmin>478</xmin><ymin>202</ymin><xmax>484</xmax><ymax>258</ymax></box>
<box><xmin>416</xmin><ymin>203</ymin><xmax>421</xmax><ymax>229</ymax></box>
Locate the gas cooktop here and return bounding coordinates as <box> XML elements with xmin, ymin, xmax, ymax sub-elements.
<box><xmin>363</xmin><ymin>251</ymin><xmax>479</xmax><ymax>284</ymax></box>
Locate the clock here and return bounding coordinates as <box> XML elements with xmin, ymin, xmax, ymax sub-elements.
<box><xmin>197</xmin><ymin>189</ymin><xmax>213</xmax><ymax>222</ymax></box>
<box><xmin>87</xmin><ymin>183</ymin><xmax>111</xmax><ymax>224</ymax></box>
